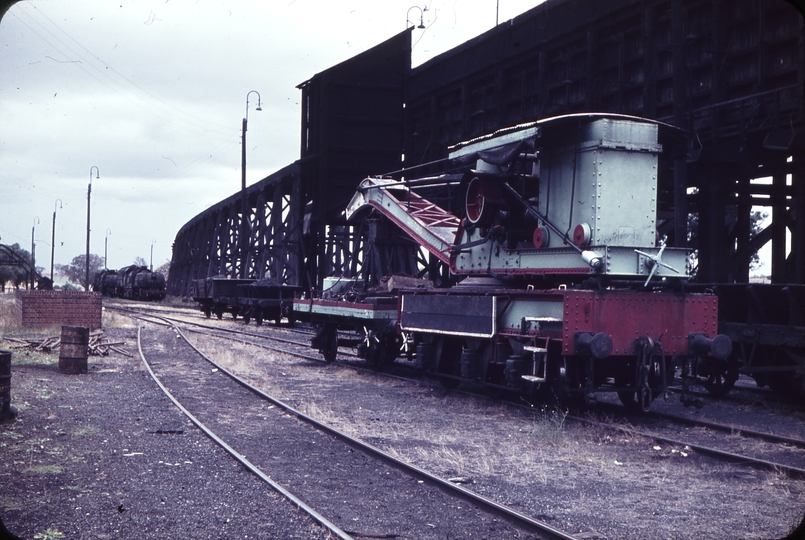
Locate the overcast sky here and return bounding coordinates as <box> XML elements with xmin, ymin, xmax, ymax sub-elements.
<box><xmin>0</xmin><ymin>0</ymin><xmax>544</xmax><ymax>276</ymax></box>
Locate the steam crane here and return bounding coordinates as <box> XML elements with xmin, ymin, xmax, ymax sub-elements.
<box><xmin>296</xmin><ymin>114</ymin><xmax>731</xmax><ymax>411</ymax></box>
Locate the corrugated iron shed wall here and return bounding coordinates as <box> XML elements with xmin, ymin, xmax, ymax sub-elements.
<box><xmin>298</xmin><ymin>30</ymin><xmax>410</xmax><ymax>287</ymax></box>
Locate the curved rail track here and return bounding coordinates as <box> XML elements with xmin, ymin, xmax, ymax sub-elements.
<box><xmin>133</xmin><ymin>310</ymin><xmax>580</xmax><ymax>540</ymax></box>
<box><xmin>119</xmin><ymin>305</ymin><xmax>805</xmax><ymax>483</ymax></box>
<box><xmin>135</xmin><ymin>324</ymin><xmax>352</xmax><ymax>540</ymax></box>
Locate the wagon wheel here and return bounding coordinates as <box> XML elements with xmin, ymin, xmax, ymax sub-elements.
<box><xmin>359</xmin><ymin>327</ymin><xmax>382</xmax><ymax>369</ymax></box>
<box><xmin>203</xmin><ymin>306</ymin><xmax>211</xmax><ymax>318</ymax></box>
<box><xmin>243</xmin><ymin>311</ymin><xmax>251</xmax><ymax>325</ymax></box>
<box><xmin>255</xmin><ymin>312</ymin><xmax>263</xmax><ymax>326</ymax></box>
<box><xmin>616</xmin><ymin>351</ymin><xmax>673</xmax><ymax>412</ymax></box>
<box><xmin>437</xmin><ymin>338</ymin><xmax>462</xmax><ymax>389</ymax></box>
<box><xmin>320</xmin><ymin>325</ymin><xmax>338</xmax><ymax>363</ymax></box>
<box><xmin>701</xmin><ymin>355</ymin><xmax>740</xmax><ymax>397</ymax></box>
<box><xmin>215</xmin><ymin>305</ymin><xmax>224</xmax><ymax>320</ymax></box>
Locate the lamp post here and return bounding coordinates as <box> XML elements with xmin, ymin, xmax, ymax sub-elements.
<box><xmin>104</xmin><ymin>229</ymin><xmax>112</xmax><ymax>270</ymax></box>
<box><xmin>51</xmin><ymin>199</ymin><xmax>62</xmax><ymax>281</ymax></box>
<box><xmin>150</xmin><ymin>238</ymin><xmax>156</xmax><ymax>272</ymax></box>
<box><xmin>406</xmin><ymin>6</ymin><xmax>427</xmax><ymax>29</ymax></box>
<box><xmin>242</xmin><ymin>90</ymin><xmax>262</xmax><ymax>192</ymax></box>
<box><xmin>240</xmin><ymin>90</ymin><xmax>262</xmax><ymax>278</ymax></box>
<box><xmin>31</xmin><ymin>217</ymin><xmax>39</xmax><ymax>288</ymax></box>
<box><xmin>86</xmin><ymin>166</ymin><xmax>100</xmax><ymax>291</ymax></box>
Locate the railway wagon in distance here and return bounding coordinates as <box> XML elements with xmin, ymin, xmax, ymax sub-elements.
<box><xmin>191</xmin><ymin>277</ymin><xmax>256</xmax><ymax>319</ymax></box>
<box><xmin>191</xmin><ymin>277</ymin><xmax>300</xmax><ymax>326</ymax></box>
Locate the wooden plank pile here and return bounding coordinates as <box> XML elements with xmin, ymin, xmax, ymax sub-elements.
<box><xmin>2</xmin><ymin>331</ymin><xmax>132</xmax><ymax>358</ymax></box>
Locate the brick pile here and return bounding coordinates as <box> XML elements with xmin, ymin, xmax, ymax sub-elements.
<box><xmin>17</xmin><ymin>291</ymin><xmax>102</xmax><ymax>329</ymax></box>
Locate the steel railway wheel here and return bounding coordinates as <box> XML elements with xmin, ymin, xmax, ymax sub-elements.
<box><xmin>313</xmin><ymin>324</ymin><xmax>338</xmax><ymax>363</ymax></box>
<box><xmin>700</xmin><ymin>353</ymin><xmax>740</xmax><ymax>397</ymax></box>
<box><xmin>616</xmin><ymin>339</ymin><xmax>673</xmax><ymax>412</ymax></box>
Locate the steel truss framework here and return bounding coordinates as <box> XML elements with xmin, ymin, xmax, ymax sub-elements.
<box><xmin>168</xmin><ymin>0</ymin><xmax>804</xmax><ymax>296</ymax></box>
<box><xmin>168</xmin><ymin>164</ymin><xmax>305</xmax><ymax>296</ymax></box>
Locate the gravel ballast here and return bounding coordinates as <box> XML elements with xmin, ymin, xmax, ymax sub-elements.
<box><xmin>0</xmin><ymin>327</ymin><xmax>331</xmax><ymax>540</ymax></box>
<box><xmin>3</xmin><ymin>308</ymin><xmax>805</xmax><ymax>539</ymax></box>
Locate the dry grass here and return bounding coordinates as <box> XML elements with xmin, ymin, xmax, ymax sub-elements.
<box><xmin>193</xmin><ymin>334</ymin><xmax>578</xmax><ymax>482</ymax></box>
<box><xmin>0</xmin><ymin>293</ymin><xmax>21</xmax><ymax>332</ymax></box>
<box><xmin>6</xmin><ymin>349</ymin><xmax>58</xmax><ymax>366</ymax></box>
<box><xmin>101</xmin><ymin>307</ymin><xmax>136</xmax><ymax>329</ymax></box>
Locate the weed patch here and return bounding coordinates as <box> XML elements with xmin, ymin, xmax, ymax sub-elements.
<box><xmin>25</xmin><ymin>465</ymin><xmax>63</xmax><ymax>475</ymax></box>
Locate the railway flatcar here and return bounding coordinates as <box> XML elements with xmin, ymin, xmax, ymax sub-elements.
<box><xmin>295</xmin><ymin>113</ymin><xmax>732</xmax><ymax>411</ymax></box>
<box><xmin>191</xmin><ymin>277</ymin><xmax>300</xmax><ymax>326</ymax></box>
<box><xmin>191</xmin><ymin>277</ymin><xmax>255</xmax><ymax>319</ymax></box>
<box><xmin>294</xmin><ymin>276</ymin><xmax>409</xmax><ymax>366</ymax></box>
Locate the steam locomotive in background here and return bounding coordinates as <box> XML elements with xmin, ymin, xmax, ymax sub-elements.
<box><xmin>94</xmin><ymin>265</ymin><xmax>166</xmax><ymax>301</ymax></box>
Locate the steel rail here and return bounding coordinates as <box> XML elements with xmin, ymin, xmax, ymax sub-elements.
<box><xmin>110</xmin><ymin>305</ymin><xmax>315</xmax><ymax>347</ymax></box>
<box><xmin>127</xmin><ymin>309</ymin><xmax>448</xmax><ymax>398</ymax></box>
<box><xmin>568</xmin><ymin>414</ymin><xmax>805</xmax><ymax>479</ymax></box>
<box><xmin>647</xmin><ymin>410</ymin><xmax>805</xmax><ymax>449</ymax></box>
<box><xmin>136</xmin><ymin>311</ymin><xmax>580</xmax><ymax>540</ymax></box>
<box><xmin>129</xmin><ymin>310</ymin><xmax>316</xmax><ymax>357</ymax></box>
<box><xmin>136</xmin><ymin>324</ymin><xmax>354</xmax><ymax>540</ymax></box>
<box><xmin>132</xmin><ymin>309</ymin><xmax>805</xmax><ymax>450</ymax></box>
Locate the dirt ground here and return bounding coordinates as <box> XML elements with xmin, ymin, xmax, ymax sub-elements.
<box><xmin>191</xmin><ymin>319</ymin><xmax>805</xmax><ymax>540</ymax></box>
<box><xmin>0</xmin><ymin>300</ymin><xmax>331</xmax><ymax>540</ymax></box>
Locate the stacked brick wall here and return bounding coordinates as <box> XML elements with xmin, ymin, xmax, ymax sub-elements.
<box><xmin>18</xmin><ymin>291</ymin><xmax>103</xmax><ymax>329</ymax></box>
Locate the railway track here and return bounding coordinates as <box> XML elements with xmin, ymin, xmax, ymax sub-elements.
<box><xmin>123</xmin><ymin>305</ymin><xmax>805</xmax><ymax>484</ymax></box>
<box><xmin>133</xmin><ymin>311</ymin><xmax>579</xmax><ymax>540</ymax></box>
<box><xmin>567</xmin><ymin>410</ymin><xmax>805</xmax><ymax>480</ymax></box>
<box><xmin>112</xmin><ymin>303</ymin><xmax>805</xmax><ymax>538</ymax></box>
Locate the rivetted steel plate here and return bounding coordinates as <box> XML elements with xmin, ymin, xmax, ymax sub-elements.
<box><xmin>401</xmin><ymin>294</ymin><xmax>496</xmax><ymax>338</ymax></box>
<box><xmin>562</xmin><ymin>290</ymin><xmax>718</xmax><ymax>356</ymax></box>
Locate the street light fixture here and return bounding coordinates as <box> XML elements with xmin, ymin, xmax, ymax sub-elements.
<box><xmin>86</xmin><ymin>166</ymin><xmax>100</xmax><ymax>291</ymax></box>
<box><xmin>51</xmin><ymin>199</ymin><xmax>62</xmax><ymax>282</ymax></box>
<box><xmin>406</xmin><ymin>6</ymin><xmax>427</xmax><ymax>29</ymax></box>
<box><xmin>240</xmin><ymin>90</ymin><xmax>262</xmax><ymax>278</ymax></box>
